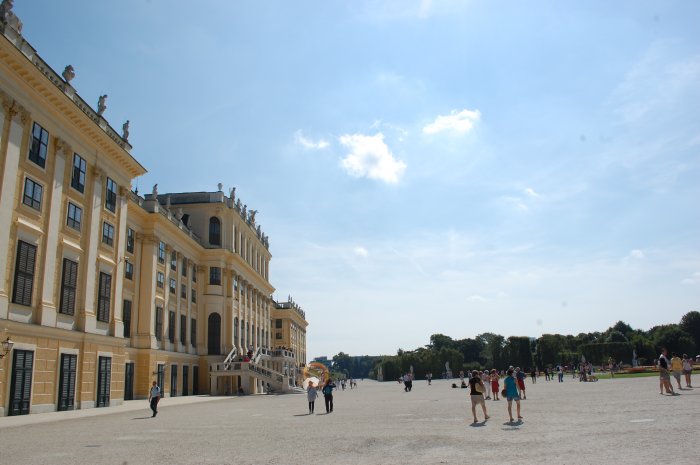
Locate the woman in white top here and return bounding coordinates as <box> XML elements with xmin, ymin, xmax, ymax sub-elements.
<box><xmin>307</xmin><ymin>381</ymin><xmax>318</xmax><ymax>414</ymax></box>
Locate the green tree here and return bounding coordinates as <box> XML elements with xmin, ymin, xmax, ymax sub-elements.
<box><xmin>504</xmin><ymin>336</ymin><xmax>534</xmax><ymax>369</ymax></box>
<box><xmin>680</xmin><ymin>311</ymin><xmax>700</xmax><ymax>349</ymax></box>
<box><xmin>455</xmin><ymin>338</ymin><xmax>485</xmax><ymax>365</ymax></box>
<box><xmin>429</xmin><ymin>333</ymin><xmax>455</xmax><ymax>351</ymax></box>
<box><xmin>649</xmin><ymin>324</ymin><xmax>696</xmax><ymax>355</ymax></box>
<box><xmin>478</xmin><ymin>333</ymin><xmax>506</xmax><ymax>368</ymax></box>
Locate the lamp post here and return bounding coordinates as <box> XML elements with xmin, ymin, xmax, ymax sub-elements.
<box><xmin>0</xmin><ymin>336</ymin><xmax>14</xmax><ymax>359</ymax></box>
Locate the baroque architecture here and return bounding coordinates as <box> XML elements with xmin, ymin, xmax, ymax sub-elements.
<box><xmin>0</xmin><ymin>5</ymin><xmax>307</xmax><ymax>416</ymax></box>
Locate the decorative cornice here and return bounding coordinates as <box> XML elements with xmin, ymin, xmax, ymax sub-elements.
<box><xmin>54</xmin><ymin>136</ymin><xmax>73</xmax><ymax>156</ymax></box>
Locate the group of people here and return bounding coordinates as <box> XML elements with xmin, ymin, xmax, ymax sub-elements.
<box><xmin>658</xmin><ymin>348</ymin><xmax>693</xmax><ymax>395</ymax></box>
<box><xmin>306</xmin><ymin>379</ymin><xmax>337</xmax><ymax>414</ymax></box>
<box><xmin>468</xmin><ymin>367</ymin><xmax>524</xmax><ymax>424</ymax></box>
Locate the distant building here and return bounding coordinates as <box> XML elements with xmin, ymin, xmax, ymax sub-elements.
<box><xmin>0</xmin><ymin>9</ymin><xmax>307</xmax><ymax>416</ymax></box>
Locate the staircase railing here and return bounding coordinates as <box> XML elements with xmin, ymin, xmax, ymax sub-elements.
<box><xmin>223</xmin><ymin>346</ymin><xmax>238</xmax><ymax>370</ymax></box>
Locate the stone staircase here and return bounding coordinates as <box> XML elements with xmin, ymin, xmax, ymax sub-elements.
<box><xmin>209</xmin><ymin>347</ymin><xmax>300</xmax><ymax>393</ymax></box>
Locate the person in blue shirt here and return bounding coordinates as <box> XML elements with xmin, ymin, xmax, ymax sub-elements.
<box><xmin>504</xmin><ymin>368</ymin><xmax>522</xmax><ymax>423</ymax></box>
<box><xmin>322</xmin><ymin>379</ymin><xmax>336</xmax><ymax>413</ymax></box>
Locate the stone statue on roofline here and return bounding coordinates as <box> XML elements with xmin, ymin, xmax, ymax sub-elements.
<box><xmin>236</xmin><ymin>199</ymin><xmax>242</xmax><ymax>211</ymax></box>
<box><xmin>242</xmin><ymin>204</ymin><xmax>247</xmax><ymax>219</ymax></box>
<box><xmin>152</xmin><ymin>184</ymin><xmax>158</xmax><ymax>197</ymax></box>
<box><xmin>62</xmin><ymin>65</ymin><xmax>75</xmax><ymax>83</ymax></box>
<box><xmin>229</xmin><ymin>187</ymin><xmax>236</xmax><ymax>201</ymax></box>
<box><xmin>249</xmin><ymin>210</ymin><xmax>257</xmax><ymax>226</ymax></box>
<box><xmin>0</xmin><ymin>0</ymin><xmax>23</xmax><ymax>33</ymax></box>
<box><xmin>122</xmin><ymin>120</ymin><xmax>130</xmax><ymax>141</ymax></box>
<box><xmin>97</xmin><ymin>94</ymin><xmax>107</xmax><ymax>116</ymax></box>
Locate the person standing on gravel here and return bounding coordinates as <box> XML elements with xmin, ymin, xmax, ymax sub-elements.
<box><xmin>322</xmin><ymin>379</ymin><xmax>336</xmax><ymax>413</ymax></box>
<box><xmin>307</xmin><ymin>381</ymin><xmax>318</xmax><ymax>414</ymax></box>
<box><xmin>469</xmin><ymin>370</ymin><xmax>489</xmax><ymax>424</ymax></box>
<box><xmin>682</xmin><ymin>354</ymin><xmax>693</xmax><ymax>388</ymax></box>
<box><xmin>670</xmin><ymin>353</ymin><xmax>683</xmax><ymax>390</ymax></box>
<box><xmin>148</xmin><ymin>380</ymin><xmax>161</xmax><ymax>418</ymax></box>
<box><xmin>658</xmin><ymin>348</ymin><xmax>675</xmax><ymax>395</ymax></box>
<box><xmin>503</xmin><ymin>368</ymin><xmax>522</xmax><ymax>423</ymax></box>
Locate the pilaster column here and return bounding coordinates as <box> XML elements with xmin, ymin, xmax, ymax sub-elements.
<box><xmin>0</xmin><ymin>97</ymin><xmax>30</xmax><ymax>319</ymax></box>
<box><xmin>80</xmin><ymin>166</ymin><xmax>104</xmax><ymax>332</ymax></box>
<box><xmin>134</xmin><ymin>233</ymin><xmax>157</xmax><ymax>348</ymax></box>
<box><xmin>110</xmin><ymin>186</ymin><xmax>129</xmax><ymax>337</ymax></box>
<box><xmin>38</xmin><ymin>137</ymin><xmax>70</xmax><ymax>326</ymax></box>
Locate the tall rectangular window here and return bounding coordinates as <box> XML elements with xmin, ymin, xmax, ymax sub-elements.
<box><xmin>126</xmin><ymin>228</ymin><xmax>134</xmax><ymax>253</ymax></box>
<box><xmin>105</xmin><ymin>177</ymin><xmax>117</xmax><ymax>212</ymax></box>
<box><xmin>170</xmin><ymin>250</ymin><xmax>177</xmax><ymax>271</ymax></box>
<box><xmin>124</xmin><ymin>261</ymin><xmax>133</xmax><ymax>280</ymax></box>
<box><xmin>156</xmin><ymin>272</ymin><xmax>164</xmax><ymax>289</ymax></box>
<box><xmin>66</xmin><ymin>202</ymin><xmax>82</xmax><ymax>231</ymax></box>
<box><xmin>169</xmin><ymin>278</ymin><xmax>176</xmax><ymax>294</ymax></box>
<box><xmin>22</xmin><ymin>178</ymin><xmax>43</xmax><ymax>211</ymax></box>
<box><xmin>12</xmin><ymin>241</ymin><xmax>37</xmax><ymax>306</ymax></box>
<box><xmin>59</xmin><ymin>258</ymin><xmax>78</xmax><ymax>315</ymax></box>
<box><xmin>191</xmin><ymin>289</ymin><xmax>197</xmax><ymax>304</ymax></box>
<box><xmin>155</xmin><ymin>307</ymin><xmax>163</xmax><ymax>340</ymax></box>
<box><xmin>71</xmin><ymin>153</ymin><xmax>86</xmax><ymax>193</ymax></box>
<box><xmin>180</xmin><ymin>284</ymin><xmax>187</xmax><ymax>299</ymax></box>
<box><xmin>96</xmin><ymin>356</ymin><xmax>111</xmax><ymax>408</ymax></box>
<box><xmin>209</xmin><ymin>267</ymin><xmax>221</xmax><ymax>285</ymax></box>
<box><xmin>102</xmin><ymin>221</ymin><xmax>115</xmax><ymax>247</ymax></box>
<box><xmin>97</xmin><ymin>272</ymin><xmax>112</xmax><ymax>322</ymax></box>
<box><xmin>181</xmin><ymin>257</ymin><xmax>187</xmax><ymax>277</ymax></box>
<box><xmin>168</xmin><ymin>310</ymin><xmax>175</xmax><ymax>343</ymax></box>
<box><xmin>158</xmin><ymin>241</ymin><xmax>165</xmax><ymax>263</ymax></box>
<box><xmin>180</xmin><ymin>315</ymin><xmax>186</xmax><ymax>345</ymax></box>
<box><xmin>191</xmin><ymin>319</ymin><xmax>196</xmax><ymax>347</ymax></box>
<box><xmin>28</xmin><ymin>122</ymin><xmax>49</xmax><ymax>168</ymax></box>
<box><xmin>192</xmin><ymin>265</ymin><xmax>197</xmax><ymax>283</ymax></box>
<box><xmin>123</xmin><ymin>299</ymin><xmax>132</xmax><ymax>338</ymax></box>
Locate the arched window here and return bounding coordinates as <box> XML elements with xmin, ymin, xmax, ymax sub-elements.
<box><xmin>209</xmin><ymin>217</ymin><xmax>221</xmax><ymax>246</ymax></box>
<box><xmin>207</xmin><ymin>313</ymin><xmax>221</xmax><ymax>355</ymax></box>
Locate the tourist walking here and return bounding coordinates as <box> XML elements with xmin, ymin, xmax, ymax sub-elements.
<box><xmin>481</xmin><ymin>370</ymin><xmax>491</xmax><ymax>399</ymax></box>
<box><xmin>557</xmin><ymin>365</ymin><xmax>564</xmax><ymax>382</ymax></box>
<box><xmin>682</xmin><ymin>354</ymin><xmax>693</xmax><ymax>387</ymax></box>
<box><xmin>148</xmin><ymin>380</ymin><xmax>161</xmax><ymax>418</ymax></box>
<box><xmin>469</xmin><ymin>370</ymin><xmax>489</xmax><ymax>424</ymax></box>
<box><xmin>503</xmin><ymin>368</ymin><xmax>522</xmax><ymax>423</ymax></box>
<box><xmin>307</xmin><ymin>381</ymin><xmax>318</xmax><ymax>414</ymax></box>
<box><xmin>658</xmin><ymin>348</ymin><xmax>675</xmax><ymax>395</ymax></box>
<box><xmin>322</xmin><ymin>379</ymin><xmax>336</xmax><ymax>413</ymax></box>
<box><xmin>490</xmin><ymin>369</ymin><xmax>500</xmax><ymax>400</ymax></box>
<box><xmin>670</xmin><ymin>353</ymin><xmax>683</xmax><ymax>390</ymax></box>
<box><xmin>515</xmin><ymin>367</ymin><xmax>527</xmax><ymax>399</ymax></box>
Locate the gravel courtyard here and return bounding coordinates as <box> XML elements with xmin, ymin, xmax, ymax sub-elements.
<box><xmin>0</xmin><ymin>376</ymin><xmax>696</xmax><ymax>465</ymax></box>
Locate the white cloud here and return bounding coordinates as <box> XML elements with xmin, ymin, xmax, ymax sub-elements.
<box><xmin>354</xmin><ymin>246</ymin><xmax>369</xmax><ymax>257</ymax></box>
<box><xmin>294</xmin><ymin>130</ymin><xmax>329</xmax><ymax>150</ymax></box>
<box><xmin>627</xmin><ymin>249</ymin><xmax>646</xmax><ymax>260</ymax></box>
<box><xmin>467</xmin><ymin>295</ymin><xmax>487</xmax><ymax>302</ymax></box>
<box><xmin>681</xmin><ymin>271</ymin><xmax>700</xmax><ymax>285</ymax></box>
<box><xmin>423</xmin><ymin>108</ymin><xmax>481</xmax><ymax>135</ymax></box>
<box><xmin>339</xmin><ymin>133</ymin><xmax>407</xmax><ymax>184</ymax></box>
<box><xmin>524</xmin><ymin>187</ymin><xmax>541</xmax><ymax>198</ymax></box>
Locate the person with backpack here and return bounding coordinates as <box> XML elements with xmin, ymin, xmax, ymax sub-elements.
<box><xmin>322</xmin><ymin>379</ymin><xmax>336</xmax><ymax>413</ymax></box>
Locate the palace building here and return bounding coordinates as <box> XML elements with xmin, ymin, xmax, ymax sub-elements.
<box><xmin>0</xmin><ymin>5</ymin><xmax>307</xmax><ymax>416</ymax></box>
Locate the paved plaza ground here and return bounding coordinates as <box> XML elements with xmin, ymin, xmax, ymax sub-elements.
<box><xmin>0</xmin><ymin>375</ymin><xmax>697</xmax><ymax>465</ymax></box>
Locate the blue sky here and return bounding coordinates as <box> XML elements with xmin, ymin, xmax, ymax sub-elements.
<box><xmin>17</xmin><ymin>1</ymin><xmax>700</xmax><ymax>357</ymax></box>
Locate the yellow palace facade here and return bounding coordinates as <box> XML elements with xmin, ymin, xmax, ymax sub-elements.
<box><xmin>0</xmin><ymin>7</ymin><xmax>307</xmax><ymax>416</ymax></box>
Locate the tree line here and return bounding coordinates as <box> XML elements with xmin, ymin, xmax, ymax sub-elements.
<box><xmin>327</xmin><ymin>311</ymin><xmax>699</xmax><ymax>382</ymax></box>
